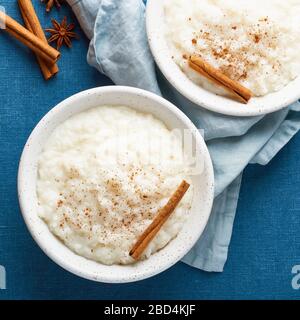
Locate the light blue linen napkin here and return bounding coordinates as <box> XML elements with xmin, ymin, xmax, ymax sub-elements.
<box><xmin>67</xmin><ymin>0</ymin><xmax>300</xmax><ymax>272</ymax></box>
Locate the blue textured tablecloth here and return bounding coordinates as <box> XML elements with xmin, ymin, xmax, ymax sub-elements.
<box><xmin>0</xmin><ymin>1</ymin><xmax>300</xmax><ymax>299</ymax></box>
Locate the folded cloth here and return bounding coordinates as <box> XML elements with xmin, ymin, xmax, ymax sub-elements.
<box><xmin>67</xmin><ymin>0</ymin><xmax>300</xmax><ymax>272</ymax></box>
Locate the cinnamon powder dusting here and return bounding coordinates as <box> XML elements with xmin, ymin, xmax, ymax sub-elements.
<box><xmin>189</xmin><ymin>17</ymin><xmax>281</xmax><ymax>82</ymax></box>
<box><xmin>55</xmin><ymin>165</ymin><xmax>166</xmax><ymax>236</ymax></box>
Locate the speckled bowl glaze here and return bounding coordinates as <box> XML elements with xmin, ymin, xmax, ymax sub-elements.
<box><xmin>18</xmin><ymin>86</ymin><xmax>214</xmax><ymax>283</ymax></box>
<box><xmin>146</xmin><ymin>0</ymin><xmax>300</xmax><ymax>117</ymax></box>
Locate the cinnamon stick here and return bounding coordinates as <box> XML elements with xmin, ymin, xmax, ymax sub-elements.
<box><xmin>46</xmin><ymin>0</ymin><xmax>55</xmax><ymax>13</ymax></box>
<box><xmin>189</xmin><ymin>55</ymin><xmax>253</xmax><ymax>104</ymax></box>
<box><xmin>130</xmin><ymin>180</ymin><xmax>190</xmax><ymax>260</ymax></box>
<box><xmin>0</xmin><ymin>11</ymin><xmax>60</xmax><ymax>65</ymax></box>
<box><xmin>18</xmin><ymin>0</ymin><xmax>58</xmax><ymax>80</ymax></box>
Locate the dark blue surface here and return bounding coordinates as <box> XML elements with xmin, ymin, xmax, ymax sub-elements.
<box><xmin>0</xmin><ymin>1</ymin><xmax>300</xmax><ymax>300</ymax></box>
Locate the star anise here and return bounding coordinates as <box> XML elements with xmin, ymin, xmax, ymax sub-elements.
<box><xmin>42</xmin><ymin>0</ymin><xmax>64</xmax><ymax>12</ymax></box>
<box><xmin>46</xmin><ymin>17</ymin><xmax>79</xmax><ymax>50</ymax></box>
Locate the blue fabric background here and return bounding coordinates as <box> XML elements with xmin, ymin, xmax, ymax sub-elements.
<box><xmin>0</xmin><ymin>1</ymin><xmax>300</xmax><ymax>299</ymax></box>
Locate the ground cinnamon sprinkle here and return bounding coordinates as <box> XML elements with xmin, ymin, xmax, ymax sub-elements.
<box><xmin>57</xmin><ymin>199</ymin><xmax>63</xmax><ymax>207</ymax></box>
<box><xmin>188</xmin><ymin>18</ymin><xmax>279</xmax><ymax>82</ymax></box>
<box><xmin>55</xmin><ymin>166</ymin><xmax>171</xmax><ymax>234</ymax></box>
<box><xmin>254</xmin><ymin>34</ymin><xmax>261</xmax><ymax>43</ymax></box>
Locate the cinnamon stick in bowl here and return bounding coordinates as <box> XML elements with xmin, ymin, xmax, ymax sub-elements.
<box><xmin>130</xmin><ymin>180</ymin><xmax>190</xmax><ymax>261</ymax></box>
<box><xmin>18</xmin><ymin>0</ymin><xmax>59</xmax><ymax>80</ymax></box>
<box><xmin>0</xmin><ymin>11</ymin><xmax>60</xmax><ymax>65</ymax></box>
<box><xmin>189</xmin><ymin>55</ymin><xmax>253</xmax><ymax>104</ymax></box>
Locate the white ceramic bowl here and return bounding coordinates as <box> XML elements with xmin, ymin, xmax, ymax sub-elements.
<box><xmin>18</xmin><ymin>86</ymin><xmax>214</xmax><ymax>283</ymax></box>
<box><xmin>146</xmin><ymin>0</ymin><xmax>300</xmax><ymax>117</ymax></box>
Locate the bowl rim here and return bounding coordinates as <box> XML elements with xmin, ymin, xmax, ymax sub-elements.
<box><xmin>17</xmin><ymin>86</ymin><xmax>214</xmax><ymax>283</ymax></box>
<box><xmin>146</xmin><ymin>0</ymin><xmax>300</xmax><ymax>117</ymax></box>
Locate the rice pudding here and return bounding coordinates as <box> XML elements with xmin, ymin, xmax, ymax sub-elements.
<box><xmin>37</xmin><ymin>106</ymin><xmax>193</xmax><ymax>265</ymax></box>
<box><xmin>165</xmin><ymin>0</ymin><xmax>300</xmax><ymax>97</ymax></box>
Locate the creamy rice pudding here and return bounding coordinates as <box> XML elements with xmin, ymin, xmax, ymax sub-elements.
<box><xmin>165</xmin><ymin>0</ymin><xmax>300</xmax><ymax>97</ymax></box>
<box><xmin>37</xmin><ymin>106</ymin><xmax>193</xmax><ymax>265</ymax></box>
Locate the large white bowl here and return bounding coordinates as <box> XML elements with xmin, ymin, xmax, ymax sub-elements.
<box><xmin>18</xmin><ymin>86</ymin><xmax>214</xmax><ymax>283</ymax></box>
<box><xmin>146</xmin><ymin>0</ymin><xmax>300</xmax><ymax>117</ymax></box>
